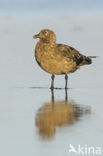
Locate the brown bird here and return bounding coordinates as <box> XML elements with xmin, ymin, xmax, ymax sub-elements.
<box><xmin>33</xmin><ymin>29</ymin><xmax>97</xmax><ymax>89</ymax></box>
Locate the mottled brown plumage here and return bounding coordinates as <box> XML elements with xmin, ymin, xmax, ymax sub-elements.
<box><xmin>33</xmin><ymin>29</ymin><xmax>97</xmax><ymax>89</ymax></box>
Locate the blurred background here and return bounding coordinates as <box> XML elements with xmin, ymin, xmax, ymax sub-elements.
<box><xmin>0</xmin><ymin>0</ymin><xmax>103</xmax><ymax>13</ymax></box>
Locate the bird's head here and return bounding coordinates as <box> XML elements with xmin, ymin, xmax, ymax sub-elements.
<box><xmin>33</xmin><ymin>29</ymin><xmax>56</xmax><ymax>43</ymax></box>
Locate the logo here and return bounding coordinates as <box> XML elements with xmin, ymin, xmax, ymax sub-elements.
<box><xmin>69</xmin><ymin>144</ymin><xmax>102</xmax><ymax>155</ymax></box>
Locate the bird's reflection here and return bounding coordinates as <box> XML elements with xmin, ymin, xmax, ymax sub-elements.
<box><xmin>36</xmin><ymin>89</ymin><xmax>91</xmax><ymax>140</ymax></box>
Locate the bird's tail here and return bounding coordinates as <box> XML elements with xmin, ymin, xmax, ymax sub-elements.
<box><xmin>85</xmin><ymin>57</ymin><xmax>92</xmax><ymax>64</ymax></box>
<box><xmin>82</xmin><ymin>56</ymin><xmax>98</xmax><ymax>65</ymax></box>
<box><xmin>87</xmin><ymin>56</ymin><xmax>98</xmax><ymax>58</ymax></box>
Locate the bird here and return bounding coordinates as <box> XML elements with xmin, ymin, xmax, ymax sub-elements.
<box><xmin>33</xmin><ymin>29</ymin><xmax>97</xmax><ymax>89</ymax></box>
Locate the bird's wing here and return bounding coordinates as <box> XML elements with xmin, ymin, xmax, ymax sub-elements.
<box><xmin>56</xmin><ymin>44</ymin><xmax>84</xmax><ymax>66</ymax></box>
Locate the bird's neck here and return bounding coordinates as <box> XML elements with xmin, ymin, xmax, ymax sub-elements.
<box><xmin>39</xmin><ymin>39</ymin><xmax>56</xmax><ymax>48</ymax></box>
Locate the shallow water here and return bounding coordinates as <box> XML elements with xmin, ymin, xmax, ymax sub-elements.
<box><xmin>0</xmin><ymin>13</ymin><xmax>103</xmax><ymax>156</ymax></box>
<box><xmin>0</xmin><ymin>86</ymin><xmax>103</xmax><ymax>156</ymax></box>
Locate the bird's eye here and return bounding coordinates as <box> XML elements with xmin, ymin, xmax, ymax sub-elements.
<box><xmin>44</xmin><ymin>31</ymin><xmax>48</xmax><ymax>35</ymax></box>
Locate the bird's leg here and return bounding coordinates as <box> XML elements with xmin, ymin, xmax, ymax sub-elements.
<box><xmin>65</xmin><ymin>74</ymin><xmax>68</xmax><ymax>89</ymax></box>
<box><xmin>51</xmin><ymin>88</ymin><xmax>54</xmax><ymax>103</ymax></box>
<box><xmin>51</xmin><ymin>74</ymin><xmax>55</xmax><ymax>89</ymax></box>
<box><xmin>65</xmin><ymin>88</ymin><xmax>68</xmax><ymax>102</ymax></box>
<box><xmin>51</xmin><ymin>87</ymin><xmax>55</xmax><ymax>111</ymax></box>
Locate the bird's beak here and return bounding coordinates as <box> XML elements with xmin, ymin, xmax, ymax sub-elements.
<box><xmin>33</xmin><ymin>33</ymin><xmax>40</xmax><ymax>39</ymax></box>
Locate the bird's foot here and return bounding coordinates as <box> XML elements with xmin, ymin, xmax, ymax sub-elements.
<box><xmin>65</xmin><ymin>87</ymin><xmax>68</xmax><ymax>90</ymax></box>
<box><xmin>50</xmin><ymin>86</ymin><xmax>54</xmax><ymax>90</ymax></box>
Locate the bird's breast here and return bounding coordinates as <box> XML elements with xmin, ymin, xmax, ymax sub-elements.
<box><xmin>35</xmin><ymin>42</ymin><xmax>77</xmax><ymax>74</ymax></box>
<box><xmin>35</xmin><ymin>42</ymin><xmax>55</xmax><ymax>72</ymax></box>
<box><xmin>35</xmin><ymin>42</ymin><xmax>54</xmax><ymax>62</ymax></box>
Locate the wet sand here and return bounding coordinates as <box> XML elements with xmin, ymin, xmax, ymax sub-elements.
<box><xmin>0</xmin><ymin>13</ymin><xmax>103</xmax><ymax>156</ymax></box>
